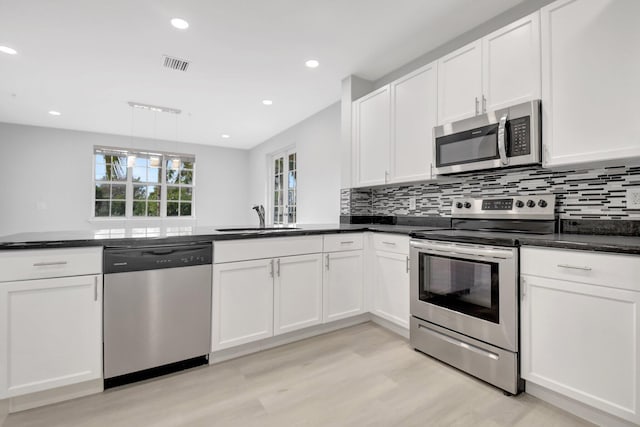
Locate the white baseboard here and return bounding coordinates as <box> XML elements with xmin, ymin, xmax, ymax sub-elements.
<box><xmin>525</xmin><ymin>382</ymin><xmax>637</xmax><ymax>427</ymax></box>
<box><xmin>369</xmin><ymin>314</ymin><xmax>409</xmax><ymax>339</ymax></box>
<box><xmin>209</xmin><ymin>314</ymin><xmax>371</xmax><ymax>364</ymax></box>
<box><xmin>7</xmin><ymin>379</ymin><xmax>103</xmax><ymax>413</ymax></box>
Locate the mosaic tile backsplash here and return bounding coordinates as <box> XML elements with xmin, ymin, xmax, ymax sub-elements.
<box><xmin>340</xmin><ymin>164</ymin><xmax>640</xmax><ymax>220</ymax></box>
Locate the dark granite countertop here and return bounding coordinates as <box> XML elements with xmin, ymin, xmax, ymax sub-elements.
<box><xmin>0</xmin><ymin>223</ymin><xmax>446</xmax><ymax>250</ymax></box>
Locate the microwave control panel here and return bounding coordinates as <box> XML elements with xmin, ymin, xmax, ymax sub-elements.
<box><xmin>508</xmin><ymin>116</ymin><xmax>530</xmax><ymax>157</ymax></box>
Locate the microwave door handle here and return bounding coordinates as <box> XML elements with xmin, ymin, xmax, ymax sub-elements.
<box><xmin>498</xmin><ymin>113</ymin><xmax>509</xmax><ymax>165</ymax></box>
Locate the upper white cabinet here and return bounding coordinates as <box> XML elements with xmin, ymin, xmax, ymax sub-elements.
<box><xmin>390</xmin><ymin>62</ymin><xmax>438</xmax><ymax>183</ymax></box>
<box><xmin>520</xmin><ymin>247</ymin><xmax>640</xmax><ymax>424</ymax></box>
<box><xmin>483</xmin><ymin>12</ymin><xmax>541</xmax><ymax>111</ymax></box>
<box><xmin>437</xmin><ymin>40</ymin><xmax>483</xmax><ymax>124</ymax></box>
<box><xmin>437</xmin><ymin>12</ymin><xmax>541</xmax><ymax>125</ymax></box>
<box><xmin>352</xmin><ymin>85</ymin><xmax>391</xmax><ymax>187</ymax></box>
<box><xmin>541</xmin><ymin>0</ymin><xmax>640</xmax><ymax>167</ymax></box>
<box><xmin>0</xmin><ymin>248</ymin><xmax>103</xmax><ymax>399</ymax></box>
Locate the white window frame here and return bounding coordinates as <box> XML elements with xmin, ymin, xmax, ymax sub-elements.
<box><xmin>91</xmin><ymin>146</ymin><xmax>196</xmax><ymax>221</ymax></box>
<box><xmin>268</xmin><ymin>147</ymin><xmax>297</xmax><ymax>225</ymax></box>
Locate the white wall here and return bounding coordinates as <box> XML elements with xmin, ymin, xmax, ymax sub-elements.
<box><xmin>0</xmin><ymin>122</ymin><xmax>251</xmax><ymax>236</ymax></box>
<box><xmin>249</xmin><ymin>102</ymin><xmax>341</xmax><ymax>225</ymax></box>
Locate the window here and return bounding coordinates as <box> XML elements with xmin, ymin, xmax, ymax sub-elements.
<box><xmin>271</xmin><ymin>149</ymin><xmax>297</xmax><ymax>224</ymax></box>
<box><xmin>94</xmin><ymin>147</ymin><xmax>195</xmax><ymax>218</ymax></box>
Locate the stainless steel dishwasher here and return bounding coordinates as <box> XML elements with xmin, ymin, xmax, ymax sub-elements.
<box><xmin>103</xmin><ymin>242</ymin><xmax>212</xmax><ymax>388</ymax></box>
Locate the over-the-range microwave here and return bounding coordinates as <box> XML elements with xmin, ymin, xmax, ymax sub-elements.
<box><xmin>433</xmin><ymin>100</ymin><xmax>541</xmax><ymax>175</ymax></box>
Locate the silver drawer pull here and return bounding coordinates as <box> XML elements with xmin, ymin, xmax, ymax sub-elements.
<box><xmin>382</xmin><ymin>241</ymin><xmax>396</xmax><ymax>246</ymax></box>
<box><xmin>418</xmin><ymin>324</ymin><xmax>499</xmax><ymax>360</ymax></box>
<box><xmin>340</xmin><ymin>241</ymin><xmax>355</xmax><ymax>244</ymax></box>
<box><xmin>557</xmin><ymin>264</ymin><xmax>592</xmax><ymax>271</ymax></box>
<box><xmin>33</xmin><ymin>261</ymin><xmax>68</xmax><ymax>267</ymax></box>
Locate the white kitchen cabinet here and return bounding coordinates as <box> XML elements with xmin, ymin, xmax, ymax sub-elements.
<box><xmin>274</xmin><ymin>254</ymin><xmax>323</xmax><ymax>335</ymax></box>
<box><xmin>0</xmin><ymin>275</ymin><xmax>103</xmax><ymax>399</ymax></box>
<box><xmin>389</xmin><ymin>61</ymin><xmax>437</xmax><ymax>183</ymax></box>
<box><xmin>372</xmin><ymin>248</ymin><xmax>410</xmax><ymax>330</ymax></box>
<box><xmin>541</xmin><ymin>0</ymin><xmax>640</xmax><ymax>167</ymax></box>
<box><xmin>437</xmin><ymin>13</ymin><xmax>540</xmax><ymax>125</ymax></box>
<box><xmin>212</xmin><ymin>259</ymin><xmax>274</xmax><ymax>351</ymax></box>
<box><xmin>483</xmin><ymin>12</ymin><xmax>540</xmax><ymax>111</ymax></box>
<box><xmin>323</xmin><ymin>250</ymin><xmax>365</xmax><ymax>323</ymax></box>
<box><xmin>437</xmin><ymin>40</ymin><xmax>482</xmax><ymax>125</ymax></box>
<box><xmin>352</xmin><ymin>85</ymin><xmax>391</xmax><ymax>187</ymax></box>
<box><xmin>521</xmin><ymin>247</ymin><xmax>640</xmax><ymax>424</ymax></box>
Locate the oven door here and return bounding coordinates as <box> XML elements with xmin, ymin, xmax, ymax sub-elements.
<box><xmin>410</xmin><ymin>239</ymin><xmax>518</xmax><ymax>352</ymax></box>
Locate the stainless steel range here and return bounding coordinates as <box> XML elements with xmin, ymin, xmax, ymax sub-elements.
<box><xmin>409</xmin><ymin>194</ymin><xmax>555</xmax><ymax>395</ymax></box>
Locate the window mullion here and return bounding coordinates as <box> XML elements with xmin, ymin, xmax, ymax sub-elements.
<box><xmin>126</xmin><ymin>166</ymin><xmax>133</xmax><ymax>218</ymax></box>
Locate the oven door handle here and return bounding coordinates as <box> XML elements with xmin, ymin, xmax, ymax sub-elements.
<box><xmin>498</xmin><ymin>113</ymin><xmax>509</xmax><ymax>165</ymax></box>
<box><xmin>410</xmin><ymin>242</ymin><xmax>514</xmax><ymax>259</ymax></box>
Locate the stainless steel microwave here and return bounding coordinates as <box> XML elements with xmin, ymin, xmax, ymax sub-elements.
<box><xmin>433</xmin><ymin>100</ymin><xmax>541</xmax><ymax>175</ymax></box>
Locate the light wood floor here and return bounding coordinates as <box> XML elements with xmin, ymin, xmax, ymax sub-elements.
<box><xmin>1</xmin><ymin>323</ymin><xmax>594</xmax><ymax>427</ymax></box>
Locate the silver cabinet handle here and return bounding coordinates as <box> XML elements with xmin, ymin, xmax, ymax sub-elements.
<box><xmin>497</xmin><ymin>113</ymin><xmax>509</xmax><ymax>165</ymax></box>
<box><xmin>382</xmin><ymin>241</ymin><xmax>396</xmax><ymax>246</ymax></box>
<box><xmin>406</xmin><ymin>256</ymin><xmax>410</xmax><ymax>273</ymax></box>
<box><xmin>276</xmin><ymin>258</ymin><xmax>281</xmax><ymax>277</ymax></box>
<box><xmin>33</xmin><ymin>261</ymin><xmax>68</xmax><ymax>267</ymax></box>
<box><xmin>94</xmin><ymin>276</ymin><xmax>98</xmax><ymax>301</ymax></box>
<box><xmin>325</xmin><ymin>254</ymin><xmax>330</xmax><ymax>270</ymax></box>
<box><xmin>270</xmin><ymin>259</ymin><xmax>274</xmax><ymax>277</ymax></box>
<box><xmin>557</xmin><ymin>264</ymin><xmax>592</xmax><ymax>271</ymax></box>
<box><xmin>482</xmin><ymin>94</ymin><xmax>487</xmax><ymax>113</ymax></box>
<box><xmin>475</xmin><ymin>97</ymin><xmax>479</xmax><ymax>115</ymax></box>
<box><xmin>384</xmin><ymin>170</ymin><xmax>389</xmax><ymax>184</ymax></box>
<box><xmin>340</xmin><ymin>241</ymin><xmax>354</xmax><ymax>245</ymax></box>
<box><xmin>521</xmin><ymin>277</ymin><xmax>526</xmax><ymax>299</ymax></box>
<box><xmin>430</xmin><ymin>163</ymin><xmax>434</xmax><ymax>179</ymax></box>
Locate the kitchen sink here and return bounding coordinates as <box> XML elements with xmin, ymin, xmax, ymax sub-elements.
<box><xmin>215</xmin><ymin>227</ymin><xmax>300</xmax><ymax>232</ymax></box>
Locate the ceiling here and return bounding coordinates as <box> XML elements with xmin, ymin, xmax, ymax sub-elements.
<box><xmin>0</xmin><ymin>0</ymin><xmax>525</xmax><ymax>149</ymax></box>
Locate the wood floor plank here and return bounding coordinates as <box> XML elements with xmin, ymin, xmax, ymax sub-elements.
<box><xmin>1</xmin><ymin>323</ymin><xmax>594</xmax><ymax>427</ymax></box>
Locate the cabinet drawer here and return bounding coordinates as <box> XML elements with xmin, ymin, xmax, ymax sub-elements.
<box><xmin>323</xmin><ymin>233</ymin><xmax>364</xmax><ymax>252</ymax></box>
<box><xmin>371</xmin><ymin>233</ymin><xmax>410</xmax><ymax>255</ymax></box>
<box><xmin>521</xmin><ymin>247</ymin><xmax>640</xmax><ymax>292</ymax></box>
<box><xmin>0</xmin><ymin>247</ymin><xmax>103</xmax><ymax>282</ymax></box>
<box><xmin>214</xmin><ymin>236</ymin><xmax>323</xmax><ymax>264</ymax></box>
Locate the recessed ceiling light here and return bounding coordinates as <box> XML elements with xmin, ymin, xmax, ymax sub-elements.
<box><xmin>262</xmin><ymin>99</ymin><xmax>273</xmax><ymax>106</ymax></box>
<box><xmin>221</xmin><ymin>134</ymin><xmax>230</xmax><ymax>139</ymax></box>
<box><xmin>48</xmin><ymin>110</ymin><xmax>61</xmax><ymax>116</ymax></box>
<box><xmin>170</xmin><ymin>18</ymin><xmax>189</xmax><ymax>30</ymax></box>
<box><xmin>305</xmin><ymin>59</ymin><xmax>319</xmax><ymax>68</ymax></box>
<box><xmin>0</xmin><ymin>46</ymin><xmax>17</xmax><ymax>55</ymax></box>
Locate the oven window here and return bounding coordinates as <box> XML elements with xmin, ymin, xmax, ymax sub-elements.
<box><xmin>418</xmin><ymin>253</ymin><xmax>499</xmax><ymax>323</ymax></box>
<box><xmin>436</xmin><ymin>123</ymin><xmax>499</xmax><ymax>167</ymax></box>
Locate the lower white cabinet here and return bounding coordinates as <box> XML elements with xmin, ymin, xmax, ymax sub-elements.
<box><xmin>212</xmin><ymin>259</ymin><xmax>274</xmax><ymax>351</ymax></box>
<box><xmin>0</xmin><ymin>275</ymin><xmax>103</xmax><ymax>399</ymax></box>
<box><xmin>323</xmin><ymin>250</ymin><xmax>365</xmax><ymax>322</ymax></box>
<box><xmin>521</xmin><ymin>247</ymin><xmax>640</xmax><ymax>424</ymax></box>
<box><xmin>274</xmin><ymin>254</ymin><xmax>323</xmax><ymax>335</ymax></box>
<box><xmin>372</xmin><ymin>250</ymin><xmax>410</xmax><ymax>329</ymax></box>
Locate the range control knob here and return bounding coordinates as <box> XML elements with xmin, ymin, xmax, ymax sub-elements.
<box><xmin>526</xmin><ymin>200</ymin><xmax>536</xmax><ymax>208</ymax></box>
<box><xmin>515</xmin><ymin>200</ymin><xmax>524</xmax><ymax>208</ymax></box>
<box><xmin>538</xmin><ymin>199</ymin><xmax>548</xmax><ymax>208</ymax></box>
<box><xmin>455</xmin><ymin>202</ymin><xmax>463</xmax><ymax>209</ymax></box>
<box><xmin>464</xmin><ymin>202</ymin><xmax>472</xmax><ymax>209</ymax></box>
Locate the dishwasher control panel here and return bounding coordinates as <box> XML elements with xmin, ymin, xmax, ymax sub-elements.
<box><xmin>104</xmin><ymin>243</ymin><xmax>212</xmax><ymax>274</ymax></box>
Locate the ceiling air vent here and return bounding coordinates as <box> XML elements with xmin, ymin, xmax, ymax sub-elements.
<box><xmin>162</xmin><ymin>55</ymin><xmax>190</xmax><ymax>72</ymax></box>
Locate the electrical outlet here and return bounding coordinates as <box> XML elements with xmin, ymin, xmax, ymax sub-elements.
<box><xmin>626</xmin><ymin>188</ymin><xmax>640</xmax><ymax>209</ymax></box>
<box><xmin>409</xmin><ymin>197</ymin><xmax>416</xmax><ymax>210</ymax></box>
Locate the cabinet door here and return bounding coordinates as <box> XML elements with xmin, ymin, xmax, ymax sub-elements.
<box><xmin>353</xmin><ymin>85</ymin><xmax>390</xmax><ymax>187</ymax></box>
<box><xmin>323</xmin><ymin>251</ymin><xmax>364</xmax><ymax>323</ymax></box>
<box><xmin>0</xmin><ymin>275</ymin><xmax>102</xmax><ymax>398</ymax></box>
<box><xmin>437</xmin><ymin>40</ymin><xmax>482</xmax><ymax>125</ymax></box>
<box><xmin>390</xmin><ymin>62</ymin><xmax>437</xmax><ymax>183</ymax></box>
<box><xmin>372</xmin><ymin>251</ymin><xmax>410</xmax><ymax>329</ymax></box>
<box><xmin>274</xmin><ymin>254</ymin><xmax>323</xmax><ymax>335</ymax></box>
<box><xmin>483</xmin><ymin>12</ymin><xmax>541</xmax><ymax>111</ymax></box>
<box><xmin>541</xmin><ymin>0</ymin><xmax>640</xmax><ymax>167</ymax></box>
<box><xmin>521</xmin><ymin>274</ymin><xmax>640</xmax><ymax>424</ymax></box>
<box><xmin>212</xmin><ymin>259</ymin><xmax>274</xmax><ymax>351</ymax></box>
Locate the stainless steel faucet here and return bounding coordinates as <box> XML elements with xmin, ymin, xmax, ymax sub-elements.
<box><xmin>252</xmin><ymin>205</ymin><xmax>265</xmax><ymax>228</ymax></box>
